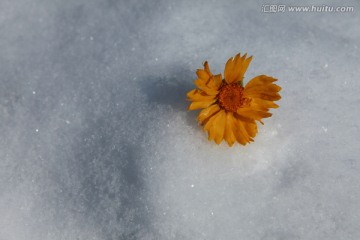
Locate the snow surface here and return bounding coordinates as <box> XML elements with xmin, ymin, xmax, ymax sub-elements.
<box><xmin>1</xmin><ymin>0</ymin><xmax>360</xmax><ymax>239</ymax></box>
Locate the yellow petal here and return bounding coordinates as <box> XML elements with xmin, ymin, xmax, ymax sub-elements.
<box><xmin>232</xmin><ymin>117</ymin><xmax>251</xmax><ymax>145</ymax></box>
<box><xmin>196</xmin><ymin>69</ymin><xmax>210</xmax><ymax>81</ymax></box>
<box><xmin>243</xmin><ymin>121</ymin><xmax>258</xmax><ymax>138</ymax></box>
<box><xmin>224</xmin><ymin>53</ymin><xmax>252</xmax><ymax>84</ymax></box>
<box><xmin>245</xmin><ymin>75</ymin><xmax>277</xmax><ymax>89</ymax></box>
<box><xmin>203</xmin><ymin>110</ymin><xmax>218</xmax><ymax>132</ymax></box>
<box><xmin>204</xmin><ymin>110</ymin><xmax>226</xmax><ymax>144</ymax></box>
<box><xmin>245</xmin><ymin>92</ymin><xmax>281</xmax><ymax>101</ymax></box>
<box><xmin>206</xmin><ymin>74</ymin><xmax>223</xmax><ymax>90</ymax></box>
<box><xmin>197</xmin><ymin>104</ymin><xmax>221</xmax><ymax>124</ymax></box>
<box><xmin>204</xmin><ymin>61</ymin><xmax>212</xmax><ymax>76</ymax></box>
<box><xmin>250</xmin><ymin>98</ymin><xmax>279</xmax><ymax>112</ymax></box>
<box><xmin>194</xmin><ymin>79</ymin><xmax>219</xmax><ymax>95</ymax></box>
<box><xmin>234</xmin><ymin>113</ymin><xmax>257</xmax><ymax>124</ymax></box>
<box><xmin>245</xmin><ymin>84</ymin><xmax>282</xmax><ymax>96</ymax></box>
<box><xmin>244</xmin><ymin>75</ymin><xmax>281</xmax><ymax>102</ymax></box>
<box><xmin>188</xmin><ymin>99</ymin><xmax>216</xmax><ymax>110</ymax></box>
<box><xmin>224</xmin><ymin>112</ymin><xmax>237</xmax><ymax>146</ymax></box>
<box><xmin>229</xmin><ymin>54</ymin><xmax>246</xmax><ymax>84</ymax></box>
<box><xmin>224</xmin><ymin>56</ymin><xmax>235</xmax><ymax>83</ymax></box>
<box><xmin>213</xmin><ymin>110</ymin><xmax>226</xmax><ymax>144</ymax></box>
<box><xmin>197</xmin><ymin>61</ymin><xmax>213</xmax><ymax>80</ymax></box>
<box><xmin>187</xmin><ymin>89</ymin><xmax>216</xmax><ymax>102</ymax></box>
<box><xmin>236</xmin><ymin>108</ymin><xmax>272</xmax><ymax>123</ymax></box>
<box><xmin>239</xmin><ymin>55</ymin><xmax>252</xmax><ymax>82</ymax></box>
<box><xmin>228</xmin><ymin>53</ymin><xmax>241</xmax><ymax>82</ymax></box>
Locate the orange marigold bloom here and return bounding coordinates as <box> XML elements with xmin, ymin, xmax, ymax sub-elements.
<box><xmin>187</xmin><ymin>53</ymin><xmax>281</xmax><ymax>146</ymax></box>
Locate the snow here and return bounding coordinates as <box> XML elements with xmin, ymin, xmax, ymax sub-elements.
<box><xmin>1</xmin><ymin>0</ymin><xmax>360</xmax><ymax>239</ymax></box>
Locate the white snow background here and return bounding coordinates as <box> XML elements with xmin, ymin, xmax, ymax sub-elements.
<box><xmin>1</xmin><ymin>0</ymin><xmax>360</xmax><ymax>239</ymax></box>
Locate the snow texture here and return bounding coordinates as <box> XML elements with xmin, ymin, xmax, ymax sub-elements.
<box><xmin>1</xmin><ymin>0</ymin><xmax>360</xmax><ymax>239</ymax></box>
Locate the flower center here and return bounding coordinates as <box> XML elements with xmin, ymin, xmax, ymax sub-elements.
<box><xmin>218</xmin><ymin>83</ymin><xmax>249</xmax><ymax>112</ymax></box>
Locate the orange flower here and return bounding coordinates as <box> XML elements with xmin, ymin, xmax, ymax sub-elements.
<box><xmin>187</xmin><ymin>53</ymin><xmax>281</xmax><ymax>146</ymax></box>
